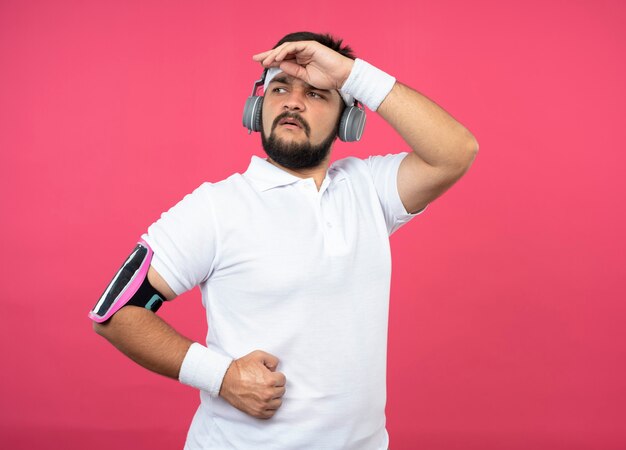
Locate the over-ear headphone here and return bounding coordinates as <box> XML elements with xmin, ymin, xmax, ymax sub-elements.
<box><xmin>242</xmin><ymin>71</ymin><xmax>366</xmax><ymax>142</ymax></box>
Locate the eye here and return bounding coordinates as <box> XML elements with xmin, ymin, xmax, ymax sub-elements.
<box><xmin>308</xmin><ymin>91</ymin><xmax>325</xmax><ymax>99</ymax></box>
<box><xmin>272</xmin><ymin>87</ymin><xmax>287</xmax><ymax>94</ymax></box>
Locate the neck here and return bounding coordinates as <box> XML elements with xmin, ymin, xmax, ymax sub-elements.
<box><xmin>266</xmin><ymin>157</ymin><xmax>329</xmax><ymax>191</ymax></box>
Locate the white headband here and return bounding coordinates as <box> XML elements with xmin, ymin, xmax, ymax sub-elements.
<box><xmin>263</xmin><ymin>67</ymin><xmax>355</xmax><ymax>106</ymax></box>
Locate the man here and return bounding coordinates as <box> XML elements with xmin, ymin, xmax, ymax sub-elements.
<box><xmin>91</xmin><ymin>31</ymin><xmax>478</xmax><ymax>449</ymax></box>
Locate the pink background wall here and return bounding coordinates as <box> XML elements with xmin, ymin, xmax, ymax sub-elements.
<box><xmin>1</xmin><ymin>1</ymin><xmax>624</xmax><ymax>449</ymax></box>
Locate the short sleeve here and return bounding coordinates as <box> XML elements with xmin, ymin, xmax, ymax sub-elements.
<box><xmin>365</xmin><ymin>152</ymin><xmax>427</xmax><ymax>235</ymax></box>
<box><xmin>141</xmin><ymin>183</ymin><xmax>218</xmax><ymax>296</ymax></box>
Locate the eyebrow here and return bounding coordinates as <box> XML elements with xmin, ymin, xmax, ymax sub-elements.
<box><xmin>269</xmin><ymin>75</ymin><xmax>332</xmax><ymax>93</ymax></box>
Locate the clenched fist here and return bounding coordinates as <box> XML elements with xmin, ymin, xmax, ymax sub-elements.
<box><xmin>219</xmin><ymin>350</ymin><xmax>286</xmax><ymax>419</ymax></box>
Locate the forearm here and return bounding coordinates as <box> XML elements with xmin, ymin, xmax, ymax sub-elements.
<box><xmin>377</xmin><ymin>81</ymin><xmax>478</xmax><ymax>170</ymax></box>
<box><xmin>93</xmin><ymin>305</ymin><xmax>192</xmax><ymax>380</ymax></box>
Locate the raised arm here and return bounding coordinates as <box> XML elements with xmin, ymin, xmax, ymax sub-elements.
<box><xmin>377</xmin><ymin>81</ymin><xmax>478</xmax><ymax>214</ymax></box>
<box><xmin>253</xmin><ymin>41</ymin><xmax>478</xmax><ymax>214</ymax></box>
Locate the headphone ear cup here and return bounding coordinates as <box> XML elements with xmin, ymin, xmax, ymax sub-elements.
<box><xmin>242</xmin><ymin>96</ymin><xmax>264</xmax><ymax>132</ymax></box>
<box><xmin>338</xmin><ymin>105</ymin><xmax>366</xmax><ymax>142</ymax></box>
<box><xmin>253</xmin><ymin>97</ymin><xmax>263</xmax><ymax>132</ymax></box>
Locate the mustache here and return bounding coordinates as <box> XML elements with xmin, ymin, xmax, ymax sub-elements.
<box><xmin>271</xmin><ymin>112</ymin><xmax>311</xmax><ymax>137</ymax></box>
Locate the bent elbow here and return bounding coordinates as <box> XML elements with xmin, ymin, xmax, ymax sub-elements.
<box><xmin>448</xmin><ymin>135</ymin><xmax>478</xmax><ymax>178</ymax></box>
<box><xmin>471</xmin><ymin>135</ymin><xmax>479</xmax><ymax>155</ymax></box>
<box><xmin>465</xmin><ymin>131</ymin><xmax>479</xmax><ymax>156</ymax></box>
<box><xmin>92</xmin><ymin>320</ymin><xmax>107</xmax><ymax>336</ymax></box>
<box><xmin>462</xmin><ymin>134</ymin><xmax>479</xmax><ymax>169</ymax></box>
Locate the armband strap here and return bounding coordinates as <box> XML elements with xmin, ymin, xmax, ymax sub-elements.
<box><xmin>125</xmin><ymin>275</ymin><xmax>165</xmax><ymax>311</ymax></box>
<box><xmin>340</xmin><ymin>58</ymin><xmax>396</xmax><ymax>112</ymax></box>
<box><xmin>88</xmin><ymin>239</ymin><xmax>166</xmax><ymax>323</ymax></box>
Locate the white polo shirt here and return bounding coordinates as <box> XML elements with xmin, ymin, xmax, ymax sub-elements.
<box><xmin>142</xmin><ymin>152</ymin><xmax>423</xmax><ymax>450</ymax></box>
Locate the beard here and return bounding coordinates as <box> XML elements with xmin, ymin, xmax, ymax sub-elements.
<box><xmin>261</xmin><ymin>111</ymin><xmax>338</xmax><ymax>170</ymax></box>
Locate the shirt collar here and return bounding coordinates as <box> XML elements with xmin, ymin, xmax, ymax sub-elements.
<box><xmin>243</xmin><ymin>155</ymin><xmax>346</xmax><ymax>192</ymax></box>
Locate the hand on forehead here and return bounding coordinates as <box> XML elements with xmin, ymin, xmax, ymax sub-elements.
<box><xmin>263</xmin><ymin>67</ymin><xmax>354</xmax><ymax>106</ymax></box>
<box><xmin>253</xmin><ymin>40</ymin><xmax>355</xmax><ymax>104</ymax></box>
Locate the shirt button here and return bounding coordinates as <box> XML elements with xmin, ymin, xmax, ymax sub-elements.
<box><xmin>326</xmin><ymin>222</ymin><xmax>333</xmax><ymax>228</ymax></box>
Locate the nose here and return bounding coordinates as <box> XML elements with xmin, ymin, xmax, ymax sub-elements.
<box><xmin>282</xmin><ymin>89</ymin><xmax>306</xmax><ymax>111</ymax></box>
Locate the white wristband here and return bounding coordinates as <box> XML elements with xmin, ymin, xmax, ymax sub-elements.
<box><xmin>178</xmin><ymin>342</ymin><xmax>233</xmax><ymax>398</ymax></box>
<box><xmin>340</xmin><ymin>58</ymin><xmax>396</xmax><ymax>112</ymax></box>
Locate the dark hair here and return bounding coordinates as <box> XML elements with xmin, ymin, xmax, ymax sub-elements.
<box><xmin>273</xmin><ymin>31</ymin><xmax>356</xmax><ymax>60</ymax></box>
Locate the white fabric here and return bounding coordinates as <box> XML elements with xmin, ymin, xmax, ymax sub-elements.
<box><xmin>179</xmin><ymin>342</ymin><xmax>233</xmax><ymax>398</ymax></box>
<box><xmin>264</xmin><ymin>67</ymin><xmax>355</xmax><ymax>106</ymax></box>
<box><xmin>142</xmin><ymin>152</ymin><xmax>424</xmax><ymax>450</ymax></box>
<box><xmin>340</xmin><ymin>59</ymin><xmax>396</xmax><ymax>111</ymax></box>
